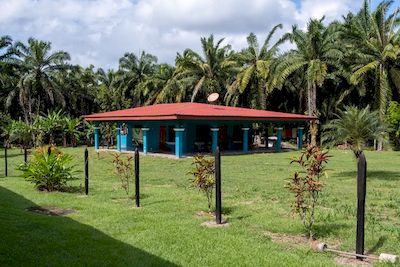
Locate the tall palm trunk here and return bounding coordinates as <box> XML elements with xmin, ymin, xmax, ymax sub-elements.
<box><xmin>258</xmin><ymin>81</ymin><xmax>266</xmax><ymax>110</ymax></box>
<box><xmin>307</xmin><ymin>82</ymin><xmax>318</xmax><ymax>146</ymax></box>
<box><xmin>376</xmin><ymin>68</ymin><xmax>388</xmax><ymax>151</ymax></box>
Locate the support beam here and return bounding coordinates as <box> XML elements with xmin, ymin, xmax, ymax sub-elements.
<box><xmin>116</xmin><ymin>126</ymin><xmax>122</xmax><ymax>152</ymax></box>
<box><xmin>211</xmin><ymin>127</ymin><xmax>219</xmax><ymax>154</ymax></box>
<box><xmin>242</xmin><ymin>127</ymin><xmax>250</xmax><ymax>153</ymax></box>
<box><xmin>297</xmin><ymin>127</ymin><xmax>304</xmax><ymax>150</ymax></box>
<box><xmin>174</xmin><ymin>128</ymin><xmax>185</xmax><ymax>158</ymax></box>
<box><xmin>94</xmin><ymin>126</ymin><xmax>100</xmax><ymax>150</ymax></box>
<box><xmin>356</xmin><ymin>152</ymin><xmax>367</xmax><ymax>258</ymax></box>
<box><xmin>275</xmin><ymin>127</ymin><xmax>283</xmax><ymax>152</ymax></box>
<box><xmin>142</xmin><ymin>128</ymin><xmax>150</xmax><ymax>154</ymax></box>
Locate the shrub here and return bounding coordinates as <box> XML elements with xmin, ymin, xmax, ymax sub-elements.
<box><xmin>287</xmin><ymin>145</ymin><xmax>330</xmax><ymax>238</ymax></box>
<box><xmin>18</xmin><ymin>146</ymin><xmax>77</xmax><ymax>191</ymax></box>
<box><xmin>189</xmin><ymin>155</ymin><xmax>215</xmax><ymax>212</ymax></box>
<box><xmin>386</xmin><ymin>101</ymin><xmax>400</xmax><ymax>149</ymax></box>
<box><xmin>112</xmin><ymin>153</ymin><xmax>134</xmax><ymax>196</ymax></box>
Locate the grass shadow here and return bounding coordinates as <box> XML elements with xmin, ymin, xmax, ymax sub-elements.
<box><xmin>61</xmin><ymin>185</ymin><xmax>85</xmax><ymax>194</ymax></box>
<box><xmin>233</xmin><ymin>214</ymin><xmax>252</xmax><ymax>221</ymax></box>
<box><xmin>0</xmin><ymin>186</ymin><xmax>178</xmax><ymax>266</ymax></box>
<box><xmin>221</xmin><ymin>206</ymin><xmax>235</xmax><ymax>215</ymax></box>
<box><xmin>335</xmin><ymin>170</ymin><xmax>400</xmax><ymax>181</ymax></box>
<box><xmin>366</xmin><ymin>236</ymin><xmax>387</xmax><ymax>254</ymax></box>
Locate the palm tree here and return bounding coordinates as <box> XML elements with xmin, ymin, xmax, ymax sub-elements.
<box><xmin>272</xmin><ymin>18</ymin><xmax>343</xmax><ymax>145</ymax></box>
<box><xmin>0</xmin><ymin>35</ymin><xmax>13</xmax><ymax>62</ymax></box>
<box><xmin>322</xmin><ymin>106</ymin><xmax>388</xmax><ymax>157</ymax></box>
<box><xmin>96</xmin><ymin>69</ymin><xmax>131</xmax><ymax>111</ymax></box>
<box><xmin>0</xmin><ymin>36</ymin><xmax>19</xmax><ymax>100</ymax></box>
<box><xmin>345</xmin><ymin>1</ymin><xmax>400</xmax><ymax>121</ymax></box>
<box><xmin>118</xmin><ymin>51</ymin><xmax>157</xmax><ymax>106</ymax></box>
<box><xmin>226</xmin><ymin>25</ymin><xmax>286</xmax><ymax>109</ymax></box>
<box><xmin>2</xmin><ymin>119</ymin><xmax>37</xmax><ymax>149</ymax></box>
<box><xmin>55</xmin><ymin>65</ymin><xmax>97</xmax><ymax>116</ymax></box>
<box><xmin>139</xmin><ymin>63</ymin><xmax>175</xmax><ymax>104</ymax></box>
<box><xmin>39</xmin><ymin>110</ymin><xmax>65</xmax><ymax>145</ymax></box>
<box><xmin>6</xmin><ymin>38</ymin><xmax>70</xmax><ymax>124</ymax></box>
<box><xmin>174</xmin><ymin>35</ymin><xmax>237</xmax><ymax>103</ymax></box>
<box><xmin>63</xmin><ymin>116</ymin><xmax>81</xmax><ymax>147</ymax></box>
<box><xmin>84</xmin><ymin>121</ymin><xmax>95</xmax><ymax>146</ymax></box>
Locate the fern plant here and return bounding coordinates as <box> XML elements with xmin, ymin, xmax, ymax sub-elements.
<box><xmin>18</xmin><ymin>146</ymin><xmax>77</xmax><ymax>191</ymax></box>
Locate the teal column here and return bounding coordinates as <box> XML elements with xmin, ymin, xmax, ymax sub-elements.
<box><xmin>275</xmin><ymin>127</ymin><xmax>283</xmax><ymax>152</ymax></box>
<box><xmin>297</xmin><ymin>127</ymin><xmax>304</xmax><ymax>150</ymax></box>
<box><xmin>242</xmin><ymin>127</ymin><xmax>249</xmax><ymax>153</ymax></box>
<box><xmin>174</xmin><ymin>128</ymin><xmax>185</xmax><ymax>158</ymax></box>
<box><xmin>142</xmin><ymin>128</ymin><xmax>149</xmax><ymax>154</ymax></box>
<box><xmin>211</xmin><ymin>127</ymin><xmax>219</xmax><ymax>154</ymax></box>
<box><xmin>94</xmin><ymin>126</ymin><xmax>100</xmax><ymax>150</ymax></box>
<box><xmin>116</xmin><ymin>126</ymin><xmax>121</xmax><ymax>152</ymax></box>
<box><xmin>121</xmin><ymin>123</ymin><xmax>133</xmax><ymax>151</ymax></box>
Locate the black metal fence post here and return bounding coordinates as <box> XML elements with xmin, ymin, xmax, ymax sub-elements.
<box><xmin>84</xmin><ymin>148</ymin><xmax>89</xmax><ymax>195</ymax></box>
<box><xmin>24</xmin><ymin>147</ymin><xmax>28</xmax><ymax>164</ymax></box>
<box><xmin>134</xmin><ymin>148</ymin><xmax>140</xmax><ymax>207</ymax></box>
<box><xmin>356</xmin><ymin>152</ymin><xmax>367</xmax><ymax>259</ymax></box>
<box><xmin>215</xmin><ymin>146</ymin><xmax>222</xmax><ymax>224</ymax></box>
<box><xmin>4</xmin><ymin>146</ymin><xmax>8</xmax><ymax>177</ymax></box>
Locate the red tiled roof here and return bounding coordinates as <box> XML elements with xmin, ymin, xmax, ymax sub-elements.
<box><xmin>84</xmin><ymin>102</ymin><xmax>316</xmax><ymax>122</ymax></box>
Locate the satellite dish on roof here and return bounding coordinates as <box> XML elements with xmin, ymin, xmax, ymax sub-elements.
<box><xmin>207</xmin><ymin>93</ymin><xmax>219</xmax><ymax>103</ymax></box>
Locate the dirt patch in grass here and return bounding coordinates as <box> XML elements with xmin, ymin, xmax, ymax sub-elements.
<box><xmin>264</xmin><ymin>231</ymin><xmax>342</xmax><ymax>249</ymax></box>
<box><xmin>264</xmin><ymin>231</ymin><xmax>374</xmax><ymax>266</ymax></box>
<box><xmin>334</xmin><ymin>256</ymin><xmax>374</xmax><ymax>266</ymax></box>
<box><xmin>146</xmin><ymin>184</ymin><xmax>175</xmax><ymax>188</ymax></box>
<box><xmin>264</xmin><ymin>231</ymin><xmax>310</xmax><ymax>246</ymax></box>
<box><xmin>195</xmin><ymin>211</ymin><xmax>214</xmax><ymax>218</ymax></box>
<box><xmin>27</xmin><ymin>206</ymin><xmax>76</xmax><ymax>216</ymax></box>
<box><xmin>237</xmin><ymin>200</ymin><xmax>256</xmax><ymax>205</ymax></box>
<box><xmin>201</xmin><ymin>221</ymin><xmax>229</xmax><ymax>228</ymax></box>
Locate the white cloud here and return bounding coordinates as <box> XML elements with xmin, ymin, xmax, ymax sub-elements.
<box><xmin>0</xmin><ymin>0</ymin><xmax>362</xmax><ymax>69</ymax></box>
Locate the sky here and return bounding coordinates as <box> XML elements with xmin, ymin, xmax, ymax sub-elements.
<box><xmin>0</xmin><ymin>0</ymin><xmax>389</xmax><ymax>69</ymax></box>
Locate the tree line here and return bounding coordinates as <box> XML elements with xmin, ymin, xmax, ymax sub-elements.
<box><xmin>0</xmin><ymin>0</ymin><xmax>399</xmax><ymax>148</ymax></box>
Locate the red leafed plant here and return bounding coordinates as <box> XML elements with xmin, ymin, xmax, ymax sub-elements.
<box><xmin>112</xmin><ymin>153</ymin><xmax>134</xmax><ymax>196</ymax></box>
<box><xmin>287</xmin><ymin>144</ymin><xmax>331</xmax><ymax>238</ymax></box>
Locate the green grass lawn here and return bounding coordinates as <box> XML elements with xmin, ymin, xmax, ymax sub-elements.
<box><xmin>0</xmin><ymin>147</ymin><xmax>399</xmax><ymax>266</ymax></box>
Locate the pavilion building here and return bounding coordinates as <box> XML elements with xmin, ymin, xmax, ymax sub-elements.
<box><xmin>84</xmin><ymin>102</ymin><xmax>316</xmax><ymax>158</ymax></box>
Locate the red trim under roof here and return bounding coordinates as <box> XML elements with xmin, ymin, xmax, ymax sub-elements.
<box><xmin>83</xmin><ymin>102</ymin><xmax>316</xmax><ymax>122</ymax></box>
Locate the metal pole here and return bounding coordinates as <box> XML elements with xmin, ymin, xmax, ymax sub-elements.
<box><xmin>356</xmin><ymin>152</ymin><xmax>367</xmax><ymax>259</ymax></box>
<box><xmin>4</xmin><ymin>146</ymin><xmax>8</xmax><ymax>177</ymax></box>
<box><xmin>84</xmin><ymin>148</ymin><xmax>89</xmax><ymax>195</ymax></box>
<box><xmin>24</xmin><ymin>147</ymin><xmax>28</xmax><ymax>163</ymax></box>
<box><xmin>215</xmin><ymin>146</ymin><xmax>222</xmax><ymax>224</ymax></box>
<box><xmin>135</xmin><ymin>148</ymin><xmax>140</xmax><ymax>207</ymax></box>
